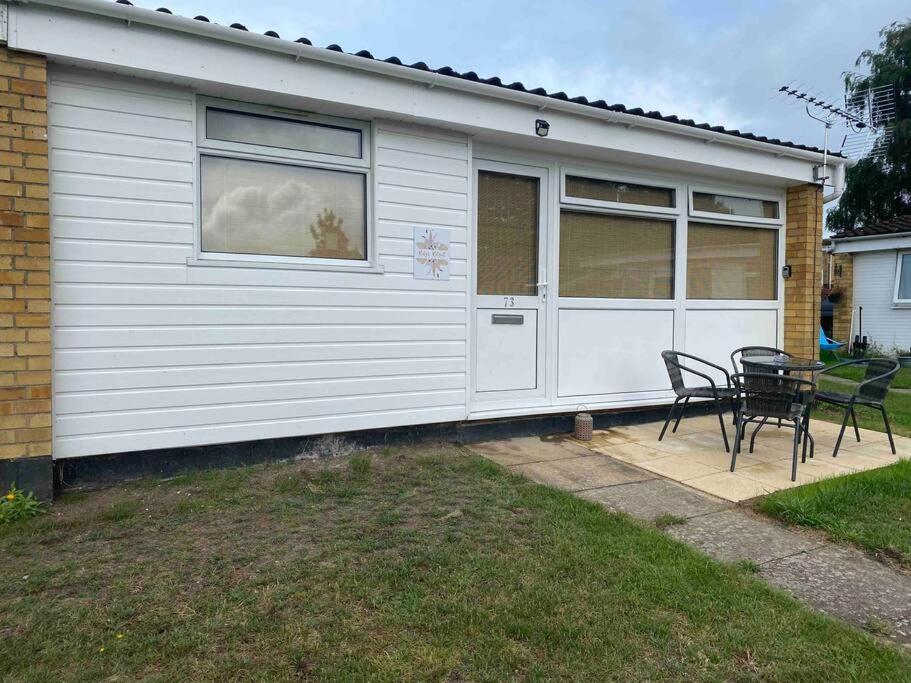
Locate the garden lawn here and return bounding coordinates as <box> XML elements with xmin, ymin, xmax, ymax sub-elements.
<box><xmin>758</xmin><ymin>459</ymin><xmax>911</xmax><ymax>567</ymax></box>
<box><xmin>2</xmin><ymin>444</ymin><xmax>910</xmax><ymax>681</ymax></box>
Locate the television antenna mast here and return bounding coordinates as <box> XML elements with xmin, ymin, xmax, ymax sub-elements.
<box><xmin>776</xmin><ymin>82</ymin><xmax>897</xmax><ymax>184</ymax></box>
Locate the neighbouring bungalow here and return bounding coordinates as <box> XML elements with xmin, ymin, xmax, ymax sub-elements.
<box><xmin>827</xmin><ymin>215</ymin><xmax>911</xmax><ymax>353</ymax></box>
<box><xmin>0</xmin><ymin>0</ymin><xmax>851</xmax><ymax>498</ymax></box>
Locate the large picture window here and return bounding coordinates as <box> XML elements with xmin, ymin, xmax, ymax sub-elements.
<box><xmin>198</xmin><ymin>102</ymin><xmax>370</xmax><ymax>264</ymax></box>
<box><xmin>559</xmin><ymin>211</ymin><xmax>674</xmax><ymax>299</ymax></box>
<box><xmin>687</xmin><ymin>223</ymin><xmax>777</xmax><ymax>300</ymax></box>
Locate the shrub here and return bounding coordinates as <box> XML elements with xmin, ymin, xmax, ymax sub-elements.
<box><xmin>0</xmin><ymin>485</ymin><xmax>44</xmax><ymax>523</ymax></box>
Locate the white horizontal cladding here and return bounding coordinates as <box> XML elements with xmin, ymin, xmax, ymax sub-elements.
<box><xmin>853</xmin><ymin>251</ymin><xmax>911</xmax><ymax>350</ymax></box>
<box><xmin>16</xmin><ymin>3</ymin><xmax>824</xmax><ymax>184</ymax></box>
<box><xmin>50</xmin><ymin>70</ymin><xmax>472</xmax><ymax>458</ymax></box>
<box><xmin>684</xmin><ymin>308</ymin><xmax>780</xmax><ymax>383</ymax></box>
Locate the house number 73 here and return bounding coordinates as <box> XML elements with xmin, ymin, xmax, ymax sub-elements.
<box><xmin>503</xmin><ymin>297</ymin><xmax>515</xmax><ymax>307</ymax></box>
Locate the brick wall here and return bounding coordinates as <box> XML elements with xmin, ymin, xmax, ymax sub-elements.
<box><xmin>0</xmin><ymin>47</ymin><xmax>51</xmax><ymax>499</ymax></box>
<box><xmin>830</xmin><ymin>252</ymin><xmax>853</xmax><ymax>344</ymax></box>
<box><xmin>783</xmin><ymin>184</ymin><xmax>823</xmax><ymax>360</ymax></box>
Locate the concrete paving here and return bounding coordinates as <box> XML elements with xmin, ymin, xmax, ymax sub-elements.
<box><xmin>469</xmin><ymin>433</ymin><xmax>911</xmax><ymax>646</ymax></box>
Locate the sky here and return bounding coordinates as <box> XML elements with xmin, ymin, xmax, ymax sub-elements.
<box><xmin>151</xmin><ymin>0</ymin><xmax>908</xmax><ymax>153</ymax></box>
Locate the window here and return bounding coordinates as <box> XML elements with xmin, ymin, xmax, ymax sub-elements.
<box><xmin>691</xmin><ymin>191</ymin><xmax>779</xmax><ymax>220</ymax></box>
<box><xmin>559</xmin><ymin>211</ymin><xmax>674</xmax><ymax>299</ymax></box>
<box><xmin>198</xmin><ymin>102</ymin><xmax>370</xmax><ymax>264</ymax></box>
<box><xmin>201</xmin><ymin>156</ymin><xmax>366</xmax><ymax>260</ymax></box>
<box><xmin>895</xmin><ymin>252</ymin><xmax>911</xmax><ymax>302</ymax></box>
<box><xmin>206</xmin><ymin>108</ymin><xmax>362</xmax><ymax>158</ymax></box>
<box><xmin>476</xmin><ymin>171</ymin><xmax>539</xmax><ymax>296</ymax></box>
<box><xmin>687</xmin><ymin>223</ymin><xmax>777</xmax><ymax>300</ymax></box>
<box><xmin>565</xmin><ymin>175</ymin><xmax>675</xmax><ymax>208</ymax></box>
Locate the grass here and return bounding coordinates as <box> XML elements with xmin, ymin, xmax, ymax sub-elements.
<box><xmin>2</xmin><ymin>444</ymin><xmax>910</xmax><ymax>681</ymax></box>
<box><xmin>758</xmin><ymin>459</ymin><xmax>911</xmax><ymax>567</ymax></box>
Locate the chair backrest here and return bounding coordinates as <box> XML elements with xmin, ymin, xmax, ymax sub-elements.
<box><xmin>730</xmin><ymin>346</ymin><xmax>788</xmax><ymax>373</ymax></box>
<box><xmin>858</xmin><ymin>358</ymin><xmax>900</xmax><ymax>403</ymax></box>
<box><xmin>734</xmin><ymin>372</ymin><xmax>815</xmax><ymax>420</ymax></box>
<box><xmin>661</xmin><ymin>350</ymin><xmax>686</xmax><ymax>395</ymax></box>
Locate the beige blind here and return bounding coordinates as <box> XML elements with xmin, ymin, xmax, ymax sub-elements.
<box><xmin>476</xmin><ymin>171</ymin><xmax>539</xmax><ymax>296</ymax></box>
<box><xmin>566</xmin><ymin>175</ymin><xmax>674</xmax><ymax>208</ymax></box>
<box><xmin>687</xmin><ymin>223</ymin><xmax>777</xmax><ymax>300</ymax></box>
<box><xmin>692</xmin><ymin>192</ymin><xmax>779</xmax><ymax>219</ymax></box>
<box><xmin>559</xmin><ymin>211</ymin><xmax>674</xmax><ymax>299</ymax></box>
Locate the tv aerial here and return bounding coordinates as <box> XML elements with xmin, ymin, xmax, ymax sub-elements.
<box><xmin>776</xmin><ymin>82</ymin><xmax>897</xmax><ymax>184</ymax></box>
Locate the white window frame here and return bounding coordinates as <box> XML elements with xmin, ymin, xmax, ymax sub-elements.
<box><xmin>892</xmin><ymin>250</ymin><xmax>911</xmax><ymax>305</ymax></box>
<box><xmin>192</xmin><ymin>97</ymin><xmax>377</xmax><ymax>271</ymax></box>
<box><xmin>560</xmin><ymin>167</ymin><xmax>679</xmax><ymax>217</ymax></box>
<box><xmin>688</xmin><ymin>184</ymin><xmax>782</xmax><ymax>226</ymax></box>
<box><xmin>557</xmin><ymin>166</ymin><xmax>682</xmax><ymax>305</ymax></box>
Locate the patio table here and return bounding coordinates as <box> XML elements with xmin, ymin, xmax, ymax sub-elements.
<box><xmin>739</xmin><ymin>355</ymin><xmax>825</xmax><ymax>375</ymax></box>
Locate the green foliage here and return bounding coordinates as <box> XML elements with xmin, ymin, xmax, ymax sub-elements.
<box><xmin>0</xmin><ymin>485</ymin><xmax>44</xmax><ymax>524</ymax></box>
<box><xmin>758</xmin><ymin>460</ymin><xmax>911</xmax><ymax>565</ymax></box>
<box><xmin>653</xmin><ymin>513</ymin><xmax>687</xmax><ymax>528</ymax></box>
<box><xmin>827</xmin><ymin>20</ymin><xmax>911</xmax><ymax>233</ymax></box>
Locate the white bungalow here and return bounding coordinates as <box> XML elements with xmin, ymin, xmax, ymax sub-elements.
<box><xmin>0</xmin><ymin>0</ymin><xmax>851</xmax><ymax>488</ymax></box>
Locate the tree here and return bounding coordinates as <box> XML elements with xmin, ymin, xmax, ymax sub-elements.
<box><xmin>308</xmin><ymin>209</ymin><xmax>363</xmax><ymax>260</ymax></box>
<box><xmin>827</xmin><ymin>20</ymin><xmax>911</xmax><ymax>234</ymax></box>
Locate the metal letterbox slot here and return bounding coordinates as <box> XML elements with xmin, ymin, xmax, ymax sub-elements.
<box><xmin>491</xmin><ymin>314</ymin><xmax>524</xmax><ymax>325</ymax></box>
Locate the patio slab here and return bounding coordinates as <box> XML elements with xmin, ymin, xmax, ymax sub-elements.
<box><xmin>579</xmin><ymin>478</ymin><xmax>731</xmax><ymax>521</ymax></box>
<box><xmin>762</xmin><ymin>545</ymin><xmax>911</xmax><ymax>644</ymax></box>
<box><xmin>513</xmin><ymin>453</ymin><xmax>654</xmax><ymax>492</ymax></box>
<box><xmin>665</xmin><ymin>509</ymin><xmax>824</xmax><ymax>564</ymax></box>
<box><xmin>470</xmin><ymin>436</ymin><xmax>595</xmax><ymax>467</ymax></box>
<box><xmin>582</xmin><ymin>415</ymin><xmax>911</xmax><ymax>502</ymax></box>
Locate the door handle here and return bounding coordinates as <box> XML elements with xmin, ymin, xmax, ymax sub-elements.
<box><xmin>537</xmin><ymin>269</ymin><xmax>548</xmax><ymax>301</ymax></box>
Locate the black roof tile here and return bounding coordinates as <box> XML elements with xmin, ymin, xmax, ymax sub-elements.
<box><xmin>111</xmin><ymin>0</ymin><xmax>838</xmax><ymax>157</ymax></box>
<box><xmin>833</xmin><ymin>215</ymin><xmax>911</xmax><ymax>239</ymax></box>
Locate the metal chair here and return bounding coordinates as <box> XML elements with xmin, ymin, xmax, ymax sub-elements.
<box><xmin>730</xmin><ymin>372</ymin><xmax>816</xmax><ymax>481</ymax></box>
<box><xmin>730</xmin><ymin>345</ymin><xmax>790</xmax><ymax>430</ymax></box>
<box><xmin>815</xmin><ymin>358</ymin><xmax>899</xmax><ymax>457</ymax></box>
<box><xmin>660</xmin><ymin>350</ymin><xmax>738</xmax><ymax>451</ymax></box>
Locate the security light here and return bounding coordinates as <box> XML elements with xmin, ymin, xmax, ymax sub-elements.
<box><xmin>535</xmin><ymin>119</ymin><xmax>550</xmax><ymax>137</ymax></box>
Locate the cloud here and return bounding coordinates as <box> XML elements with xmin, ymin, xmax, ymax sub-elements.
<box><xmin>202</xmin><ymin>159</ymin><xmax>364</xmax><ymax>257</ymax></box>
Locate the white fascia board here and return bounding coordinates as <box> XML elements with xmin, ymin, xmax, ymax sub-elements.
<box><xmin>12</xmin><ymin>1</ymin><xmax>834</xmax><ymax>184</ymax></box>
<box><xmin>831</xmin><ymin>233</ymin><xmax>911</xmax><ymax>254</ymax></box>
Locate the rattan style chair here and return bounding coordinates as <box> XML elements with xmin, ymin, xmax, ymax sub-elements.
<box><xmin>730</xmin><ymin>372</ymin><xmax>816</xmax><ymax>481</ymax></box>
<box><xmin>730</xmin><ymin>345</ymin><xmax>790</xmax><ymax>431</ymax></box>
<box><xmin>660</xmin><ymin>350</ymin><xmax>738</xmax><ymax>451</ymax></box>
<box><xmin>815</xmin><ymin>358</ymin><xmax>900</xmax><ymax>457</ymax></box>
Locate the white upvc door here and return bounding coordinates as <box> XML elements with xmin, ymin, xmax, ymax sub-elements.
<box><xmin>471</xmin><ymin>159</ymin><xmax>549</xmax><ymax>408</ymax></box>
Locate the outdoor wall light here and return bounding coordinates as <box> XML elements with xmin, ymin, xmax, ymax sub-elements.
<box><xmin>781</xmin><ymin>265</ymin><xmax>792</xmax><ymax>279</ymax></box>
<box><xmin>535</xmin><ymin>119</ymin><xmax>550</xmax><ymax>137</ymax></box>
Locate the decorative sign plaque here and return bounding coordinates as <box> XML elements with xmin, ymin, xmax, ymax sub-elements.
<box><xmin>413</xmin><ymin>227</ymin><xmax>450</xmax><ymax>280</ymax></box>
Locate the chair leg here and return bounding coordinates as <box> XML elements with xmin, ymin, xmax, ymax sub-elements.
<box><xmin>749</xmin><ymin>416</ymin><xmax>768</xmax><ymax>453</ymax></box>
<box><xmin>850</xmin><ymin>407</ymin><xmax>861</xmax><ymax>442</ymax></box>
<box><xmin>714</xmin><ymin>398</ymin><xmax>730</xmax><ymax>452</ymax></box>
<box><xmin>659</xmin><ymin>397</ymin><xmax>681</xmax><ymax>441</ymax></box>
<box><xmin>730</xmin><ymin>397</ymin><xmax>738</xmax><ymax>426</ymax></box>
<box><xmin>879</xmin><ymin>405</ymin><xmax>896</xmax><ymax>454</ymax></box>
<box><xmin>832</xmin><ymin>404</ymin><xmax>853</xmax><ymax>458</ymax></box>
<box><xmin>801</xmin><ymin>414</ymin><xmax>811</xmax><ymax>464</ymax></box>
<box><xmin>730</xmin><ymin>409</ymin><xmax>744</xmax><ymax>472</ymax></box>
<box><xmin>672</xmin><ymin>396</ymin><xmax>689</xmax><ymax>433</ymax></box>
<box><xmin>791</xmin><ymin>419</ymin><xmax>800</xmax><ymax>481</ymax></box>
